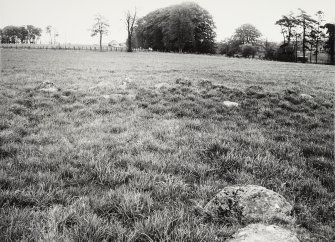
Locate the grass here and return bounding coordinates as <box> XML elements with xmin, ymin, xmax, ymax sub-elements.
<box><xmin>0</xmin><ymin>49</ymin><xmax>334</xmax><ymax>241</ymax></box>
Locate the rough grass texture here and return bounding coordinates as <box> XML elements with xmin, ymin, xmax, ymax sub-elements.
<box><xmin>0</xmin><ymin>49</ymin><xmax>334</xmax><ymax>241</ymax></box>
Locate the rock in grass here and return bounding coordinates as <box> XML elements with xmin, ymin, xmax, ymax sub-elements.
<box><xmin>300</xmin><ymin>94</ymin><xmax>313</xmax><ymax>99</ymax></box>
<box><xmin>106</xmin><ymin>94</ymin><xmax>124</xmax><ymax>103</ymax></box>
<box><xmin>176</xmin><ymin>78</ymin><xmax>192</xmax><ymax>86</ymax></box>
<box><xmin>228</xmin><ymin>224</ymin><xmax>299</xmax><ymax>242</ymax></box>
<box><xmin>198</xmin><ymin>79</ymin><xmax>213</xmax><ymax>89</ymax></box>
<box><xmin>105</xmin><ymin>93</ymin><xmax>136</xmax><ymax>103</ymax></box>
<box><xmin>36</xmin><ymin>81</ymin><xmax>59</xmax><ymax>93</ymax></box>
<box><xmin>245</xmin><ymin>86</ymin><xmax>266</xmax><ymax>98</ymax></box>
<box><xmin>155</xmin><ymin>82</ymin><xmax>169</xmax><ymax>89</ymax></box>
<box><xmin>204</xmin><ymin>185</ymin><xmax>294</xmax><ymax>224</ymax></box>
<box><xmin>223</xmin><ymin>101</ymin><xmax>239</xmax><ymax>107</ymax></box>
<box><xmin>120</xmin><ymin>81</ymin><xmax>128</xmax><ymax>90</ymax></box>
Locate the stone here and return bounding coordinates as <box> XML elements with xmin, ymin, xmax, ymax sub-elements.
<box><xmin>198</xmin><ymin>79</ymin><xmax>213</xmax><ymax>89</ymax></box>
<box><xmin>228</xmin><ymin>224</ymin><xmax>299</xmax><ymax>242</ymax></box>
<box><xmin>176</xmin><ymin>78</ymin><xmax>192</xmax><ymax>86</ymax></box>
<box><xmin>108</xmin><ymin>94</ymin><xmax>124</xmax><ymax>103</ymax></box>
<box><xmin>223</xmin><ymin>101</ymin><xmax>239</xmax><ymax>107</ymax></box>
<box><xmin>36</xmin><ymin>81</ymin><xmax>59</xmax><ymax>93</ymax></box>
<box><xmin>204</xmin><ymin>185</ymin><xmax>294</xmax><ymax>224</ymax></box>
<box><xmin>105</xmin><ymin>93</ymin><xmax>136</xmax><ymax>103</ymax></box>
<box><xmin>245</xmin><ymin>86</ymin><xmax>266</xmax><ymax>98</ymax></box>
<box><xmin>120</xmin><ymin>81</ymin><xmax>128</xmax><ymax>90</ymax></box>
<box><xmin>155</xmin><ymin>82</ymin><xmax>169</xmax><ymax>89</ymax></box>
<box><xmin>300</xmin><ymin>94</ymin><xmax>313</xmax><ymax>99</ymax></box>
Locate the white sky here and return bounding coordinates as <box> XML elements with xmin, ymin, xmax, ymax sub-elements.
<box><xmin>0</xmin><ymin>0</ymin><xmax>334</xmax><ymax>45</ymax></box>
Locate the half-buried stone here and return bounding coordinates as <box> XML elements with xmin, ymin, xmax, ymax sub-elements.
<box><xmin>36</xmin><ymin>81</ymin><xmax>59</xmax><ymax>93</ymax></box>
<box><xmin>227</xmin><ymin>223</ymin><xmax>299</xmax><ymax>242</ymax></box>
<box><xmin>223</xmin><ymin>101</ymin><xmax>239</xmax><ymax>107</ymax></box>
<box><xmin>204</xmin><ymin>185</ymin><xmax>294</xmax><ymax>224</ymax></box>
<box><xmin>299</xmin><ymin>93</ymin><xmax>313</xmax><ymax>99</ymax></box>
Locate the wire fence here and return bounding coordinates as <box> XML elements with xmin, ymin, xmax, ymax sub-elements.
<box><xmin>0</xmin><ymin>44</ymin><xmax>153</xmax><ymax>52</ymax></box>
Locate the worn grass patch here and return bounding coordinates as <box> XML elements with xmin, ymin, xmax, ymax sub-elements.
<box><xmin>0</xmin><ymin>49</ymin><xmax>334</xmax><ymax>241</ymax></box>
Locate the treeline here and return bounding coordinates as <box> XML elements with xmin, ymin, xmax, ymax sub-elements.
<box><xmin>217</xmin><ymin>9</ymin><xmax>334</xmax><ymax>64</ymax></box>
<box><xmin>0</xmin><ymin>25</ymin><xmax>42</xmax><ymax>44</ymax></box>
<box><xmin>275</xmin><ymin>9</ymin><xmax>334</xmax><ymax>64</ymax></box>
<box><xmin>1</xmin><ymin>3</ymin><xmax>334</xmax><ymax>64</ymax></box>
<box><xmin>133</xmin><ymin>2</ymin><xmax>216</xmax><ymax>54</ymax></box>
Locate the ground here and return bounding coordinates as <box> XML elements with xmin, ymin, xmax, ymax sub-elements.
<box><xmin>0</xmin><ymin>49</ymin><xmax>334</xmax><ymax>241</ymax></box>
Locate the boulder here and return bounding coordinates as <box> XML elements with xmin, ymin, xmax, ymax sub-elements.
<box><xmin>223</xmin><ymin>101</ymin><xmax>239</xmax><ymax>107</ymax></box>
<box><xmin>228</xmin><ymin>224</ymin><xmax>299</xmax><ymax>242</ymax></box>
<box><xmin>204</xmin><ymin>185</ymin><xmax>294</xmax><ymax>224</ymax></box>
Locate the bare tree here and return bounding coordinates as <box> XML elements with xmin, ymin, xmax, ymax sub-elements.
<box><xmin>125</xmin><ymin>10</ymin><xmax>137</xmax><ymax>52</ymax></box>
<box><xmin>233</xmin><ymin>24</ymin><xmax>261</xmax><ymax>44</ymax></box>
<box><xmin>91</xmin><ymin>14</ymin><xmax>109</xmax><ymax>51</ymax></box>
<box><xmin>46</xmin><ymin>25</ymin><xmax>53</xmax><ymax>44</ymax></box>
<box><xmin>53</xmin><ymin>29</ymin><xmax>59</xmax><ymax>45</ymax></box>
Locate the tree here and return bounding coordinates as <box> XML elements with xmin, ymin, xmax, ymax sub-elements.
<box><xmin>275</xmin><ymin>12</ymin><xmax>297</xmax><ymax>44</ymax></box>
<box><xmin>296</xmin><ymin>9</ymin><xmax>317</xmax><ymax>62</ymax></box>
<box><xmin>46</xmin><ymin>25</ymin><xmax>53</xmax><ymax>44</ymax></box>
<box><xmin>168</xmin><ymin>8</ymin><xmax>194</xmax><ymax>53</ymax></box>
<box><xmin>135</xmin><ymin>2</ymin><xmax>216</xmax><ymax>54</ymax></box>
<box><xmin>217</xmin><ymin>38</ymin><xmax>240</xmax><ymax>56</ymax></box>
<box><xmin>17</xmin><ymin>26</ymin><xmax>28</xmax><ymax>43</ymax></box>
<box><xmin>53</xmin><ymin>30</ymin><xmax>59</xmax><ymax>45</ymax></box>
<box><xmin>0</xmin><ymin>25</ymin><xmax>42</xmax><ymax>44</ymax></box>
<box><xmin>234</xmin><ymin>24</ymin><xmax>261</xmax><ymax>44</ymax></box>
<box><xmin>310</xmin><ymin>11</ymin><xmax>325</xmax><ymax>63</ymax></box>
<box><xmin>241</xmin><ymin>44</ymin><xmax>257</xmax><ymax>58</ymax></box>
<box><xmin>125</xmin><ymin>10</ymin><xmax>137</xmax><ymax>52</ymax></box>
<box><xmin>1</xmin><ymin>26</ymin><xmax>20</xmax><ymax>43</ymax></box>
<box><xmin>263</xmin><ymin>40</ymin><xmax>278</xmax><ymax>60</ymax></box>
<box><xmin>323</xmin><ymin>23</ymin><xmax>335</xmax><ymax>65</ymax></box>
<box><xmin>91</xmin><ymin>14</ymin><xmax>109</xmax><ymax>51</ymax></box>
<box><xmin>26</xmin><ymin>25</ymin><xmax>42</xmax><ymax>44</ymax></box>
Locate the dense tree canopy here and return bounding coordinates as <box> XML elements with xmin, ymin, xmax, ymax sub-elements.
<box><xmin>323</xmin><ymin>23</ymin><xmax>335</xmax><ymax>64</ymax></box>
<box><xmin>135</xmin><ymin>2</ymin><xmax>216</xmax><ymax>53</ymax></box>
<box><xmin>0</xmin><ymin>25</ymin><xmax>41</xmax><ymax>44</ymax></box>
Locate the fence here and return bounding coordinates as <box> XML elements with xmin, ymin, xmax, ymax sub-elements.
<box><xmin>0</xmin><ymin>44</ymin><xmax>153</xmax><ymax>52</ymax></box>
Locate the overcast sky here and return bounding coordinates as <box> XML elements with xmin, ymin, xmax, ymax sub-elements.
<box><xmin>0</xmin><ymin>0</ymin><xmax>334</xmax><ymax>45</ymax></box>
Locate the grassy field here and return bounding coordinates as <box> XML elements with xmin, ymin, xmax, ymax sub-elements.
<box><xmin>0</xmin><ymin>49</ymin><xmax>334</xmax><ymax>241</ymax></box>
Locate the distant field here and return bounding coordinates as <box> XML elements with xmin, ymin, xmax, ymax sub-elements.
<box><xmin>0</xmin><ymin>49</ymin><xmax>334</xmax><ymax>241</ymax></box>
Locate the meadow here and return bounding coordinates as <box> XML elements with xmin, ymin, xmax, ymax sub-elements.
<box><xmin>0</xmin><ymin>49</ymin><xmax>334</xmax><ymax>241</ymax></box>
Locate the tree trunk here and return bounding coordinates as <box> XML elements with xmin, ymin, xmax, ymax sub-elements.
<box><xmin>127</xmin><ymin>33</ymin><xmax>132</xmax><ymax>52</ymax></box>
<box><xmin>295</xmin><ymin>35</ymin><xmax>298</xmax><ymax>62</ymax></box>
<box><xmin>315</xmin><ymin>25</ymin><xmax>319</xmax><ymax>64</ymax></box>
<box><xmin>302</xmin><ymin>23</ymin><xmax>306</xmax><ymax>62</ymax></box>
<box><xmin>331</xmin><ymin>33</ymin><xmax>335</xmax><ymax>65</ymax></box>
<box><xmin>99</xmin><ymin>33</ymin><xmax>102</xmax><ymax>51</ymax></box>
